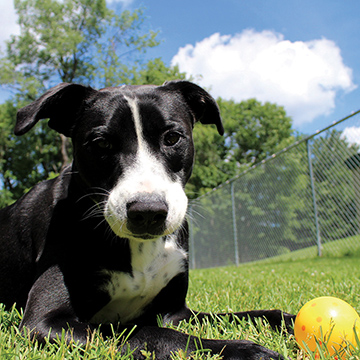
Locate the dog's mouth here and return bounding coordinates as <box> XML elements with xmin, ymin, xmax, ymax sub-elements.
<box><xmin>104</xmin><ymin>210</ymin><xmax>170</xmax><ymax>242</ymax></box>
<box><xmin>104</xmin><ymin>192</ymin><xmax>176</xmax><ymax>241</ymax></box>
<box><xmin>128</xmin><ymin>233</ymin><xmax>163</xmax><ymax>241</ymax></box>
<box><xmin>107</xmin><ymin>224</ymin><xmax>168</xmax><ymax>242</ymax></box>
<box><xmin>105</xmin><ymin>214</ymin><xmax>181</xmax><ymax>242</ymax></box>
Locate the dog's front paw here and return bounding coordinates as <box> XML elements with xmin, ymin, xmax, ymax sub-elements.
<box><xmin>257</xmin><ymin>309</ymin><xmax>295</xmax><ymax>334</ymax></box>
<box><xmin>281</xmin><ymin>311</ymin><xmax>296</xmax><ymax>334</ymax></box>
<box><xmin>202</xmin><ymin>339</ymin><xmax>287</xmax><ymax>360</ymax></box>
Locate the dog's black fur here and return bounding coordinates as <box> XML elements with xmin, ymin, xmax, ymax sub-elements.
<box><xmin>0</xmin><ymin>81</ymin><xmax>294</xmax><ymax>359</ymax></box>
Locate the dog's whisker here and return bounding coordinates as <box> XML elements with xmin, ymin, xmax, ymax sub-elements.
<box><xmin>81</xmin><ymin>201</ymin><xmax>107</xmax><ymax>221</ymax></box>
<box><xmin>93</xmin><ymin>217</ymin><xmax>110</xmax><ymax>232</ymax></box>
<box><xmin>77</xmin><ymin>188</ymin><xmax>110</xmax><ymax>204</ymax></box>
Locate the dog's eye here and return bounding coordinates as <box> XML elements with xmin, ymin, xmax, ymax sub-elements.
<box><xmin>164</xmin><ymin>132</ymin><xmax>181</xmax><ymax>146</ymax></box>
<box><xmin>93</xmin><ymin>138</ymin><xmax>113</xmax><ymax>151</ymax></box>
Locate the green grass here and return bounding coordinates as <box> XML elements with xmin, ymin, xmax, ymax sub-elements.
<box><xmin>255</xmin><ymin>234</ymin><xmax>360</xmax><ymax>264</ymax></box>
<box><xmin>1</xmin><ymin>256</ymin><xmax>360</xmax><ymax>359</ymax></box>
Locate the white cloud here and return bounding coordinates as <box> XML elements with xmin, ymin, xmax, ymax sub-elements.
<box><xmin>342</xmin><ymin>126</ymin><xmax>360</xmax><ymax>146</ymax></box>
<box><xmin>171</xmin><ymin>30</ymin><xmax>356</xmax><ymax>126</ymax></box>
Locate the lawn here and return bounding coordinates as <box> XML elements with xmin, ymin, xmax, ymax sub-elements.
<box><xmin>256</xmin><ymin>235</ymin><xmax>360</xmax><ymax>264</ymax></box>
<box><xmin>1</xmin><ymin>256</ymin><xmax>360</xmax><ymax>359</ymax></box>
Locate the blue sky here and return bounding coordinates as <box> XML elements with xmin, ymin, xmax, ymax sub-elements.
<box><xmin>1</xmin><ymin>0</ymin><xmax>360</xmax><ymax>140</ymax></box>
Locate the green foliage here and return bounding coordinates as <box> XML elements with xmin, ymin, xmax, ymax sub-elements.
<box><xmin>311</xmin><ymin>130</ymin><xmax>360</xmax><ymax>241</ymax></box>
<box><xmin>130</xmin><ymin>58</ymin><xmax>188</xmax><ymax>86</ymax></box>
<box><xmin>185</xmin><ymin>124</ymin><xmax>228</xmax><ymax>198</ymax></box>
<box><xmin>93</xmin><ymin>8</ymin><xmax>161</xmax><ymax>88</ymax></box>
<box><xmin>0</xmin><ymin>100</ymin><xmax>64</xmax><ymax>204</ymax></box>
<box><xmin>218</xmin><ymin>98</ymin><xmax>293</xmax><ymax>165</ymax></box>
<box><xmin>2</xmin><ymin>0</ymin><xmax>160</xmax><ymax>94</ymax></box>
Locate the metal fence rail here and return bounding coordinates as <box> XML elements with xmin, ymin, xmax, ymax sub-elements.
<box><xmin>188</xmin><ymin>110</ymin><xmax>360</xmax><ymax>269</ymax></box>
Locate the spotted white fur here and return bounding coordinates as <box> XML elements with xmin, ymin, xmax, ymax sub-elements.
<box><xmin>96</xmin><ymin>96</ymin><xmax>189</xmax><ymax>324</ymax></box>
<box><xmin>91</xmin><ymin>234</ymin><xmax>187</xmax><ymax>324</ymax></box>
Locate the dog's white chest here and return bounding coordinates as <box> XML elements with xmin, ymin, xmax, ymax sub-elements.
<box><xmin>90</xmin><ymin>236</ymin><xmax>187</xmax><ymax>324</ymax></box>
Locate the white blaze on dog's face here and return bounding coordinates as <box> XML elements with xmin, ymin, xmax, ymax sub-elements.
<box><xmin>104</xmin><ymin>96</ymin><xmax>188</xmax><ymax>241</ymax></box>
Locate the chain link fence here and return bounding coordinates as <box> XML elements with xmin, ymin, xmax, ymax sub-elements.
<box><xmin>188</xmin><ymin>110</ymin><xmax>360</xmax><ymax>269</ymax></box>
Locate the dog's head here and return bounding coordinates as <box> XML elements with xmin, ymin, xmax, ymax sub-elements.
<box><xmin>15</xmin><ymin>81</ymin><xmax>223</xmax><ymax>241</ymax></box>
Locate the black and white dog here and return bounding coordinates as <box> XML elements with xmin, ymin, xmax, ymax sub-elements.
<box><xmin>0</xmin><ymin>81</ymin><xmax>294</xmax><ymax>359</ymax></box>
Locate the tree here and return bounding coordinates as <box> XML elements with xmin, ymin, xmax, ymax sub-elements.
<box><xmin>218</xmin><ymin>98</ymin><xmax>293</xmax><ymax>165</ymax></box>
<box><xmin>1</xmin><ymin>0</ymin><xmax>159</xmax><ymax>94</ymax></box>
<box><xmin>185</xmin><ymin>125</ymin><xmax>227</xmax><ymax>198</ymax></box>
<box><xmin>186</xmin><ymin>98</ymin><xmax>294</xmax><ymax>198</ymax></box>
<box><xmin>0</xmin><ymin>101</ymin><xmax>20</xmax><ymax>207</ymax></box>
<box><xmin>0</xmin><ymin>99</ymin><xmax>65</xmax><ymax>205</ymax></box>
<box><xmin>311</xmin><ymin>130</ymin><xmax>360</xmax><ymax>241</ymax></box>
<box><xmin>130</xmin><ymin>58</ymin><xmax>188</xmax><ymax>86</ymax></box>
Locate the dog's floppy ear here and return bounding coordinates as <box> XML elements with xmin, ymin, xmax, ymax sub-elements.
<box><xmin>162</xmin><ymin>80</ymin><xmax>224</xmax><ymax>135</ymax></box>
<box><xmin>15</xmin><ymin>83</ymin><xmax>96</xmax><ymax>137</ymax></box>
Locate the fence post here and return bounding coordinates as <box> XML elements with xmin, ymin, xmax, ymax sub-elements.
<box><xmin>231</xmin><ymin>182</ymin><xmax>240</xmax><ymax>266</ymax></box>
<box><xmin>307</xmin><ymin>140</ymin><xmax>322</xmax><ymax>257</ymax></box>
<box><xmin>188</xmin><ymin>204</ymin><xmax>196</xmax><ymax>269</ymax></box>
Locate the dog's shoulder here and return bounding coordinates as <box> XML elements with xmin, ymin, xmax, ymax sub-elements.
<box><xmin>0</xmin><ymin>167</ymin><xmax>72</xmax><ymax>234</ymax></box>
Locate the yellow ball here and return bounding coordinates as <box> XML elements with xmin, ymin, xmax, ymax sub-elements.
<box><xmin>294</xmin><ymin>297</ymin><xmax>360</xmax><ymax>357</ymax></box>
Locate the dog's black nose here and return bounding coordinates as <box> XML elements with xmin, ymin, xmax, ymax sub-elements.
<box><xmin>127</xmin><ymin>196</ymin><xmax>168</xmax><ymax>237</ymax></box>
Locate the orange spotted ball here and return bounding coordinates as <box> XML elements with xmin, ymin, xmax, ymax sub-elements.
<box><xmin>294</xmin><ymin>297</ymin><xmax>360</xmax><ymax>357</ymax></box>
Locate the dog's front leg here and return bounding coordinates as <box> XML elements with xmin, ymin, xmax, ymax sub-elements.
<box><xmin>20</xmin><ymin>265</ymin><xmax>95</xmax><ymax>344</ymax></box>
<box><xmin>124</xmin><ymin>325</ymin><xmax>286</xmax><ymax>360</ymax></box>
<box><xmin>165</xmin><ymin>306</ymin><xmax>295</xmax><ymax>334</ymax></box>
<box><xmin>230</xmin><ymin>309</ymin><xmax>295</xmax><ymax>333</ymax></box>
